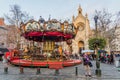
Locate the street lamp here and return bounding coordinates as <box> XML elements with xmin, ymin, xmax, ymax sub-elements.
<box><xmin>94</xmin><ymin>15</ymin><xmax>101</xmax><ymax>77</ymax></box>
<box><xmin>94</xmin><ymin>16</ymin><xmax>98</xmax><ymax>37</ymax></box>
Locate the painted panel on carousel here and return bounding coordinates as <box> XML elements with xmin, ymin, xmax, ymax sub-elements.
<box><xmin>25</xmin><ymin>21</ymin><xmax>40</xmax><ymax>32</ymax></box>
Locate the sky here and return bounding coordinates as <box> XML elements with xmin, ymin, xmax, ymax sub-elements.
<box><xmin>0</xmin><ymin>0</ymin><xmax>120</xmax><ymax>27</ymax></box>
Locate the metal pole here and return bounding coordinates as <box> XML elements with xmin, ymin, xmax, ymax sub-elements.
<box><xmin>36</xmin><ymin>68</ymin><xmax>41</xmax><ymax>74</ymax></box>
<box><xmin>55</xmin><ymin>69</ymin><xmax>59</xmax><ymax>75</ymax></box>
<box><xmin>4</xmin><ymin>67</ymin><xmax>8</xmax><ymax>74</ymax></box>
<box><xmin>20</xmin><ymin>67</ymin><xmax>24</xmax><ymax>74</ymax></box>
<box><xmin>95</xmin><ymin>22</ymin><xmax>98</xmax><ymax>38</ymax></box>
<box><xmin>75</xmin><ymin>67</ymin><xmax>78</xmax><ymax>76</ymax></box>
<box><xmin>94</xmin><ymin>16</ymin><xmax>101</xmax><ymax>77</ymax></box>
<box><xmin>95</xmin><ymin>44</ymin><xmax>101</xmax><ymax>76</ymax></box>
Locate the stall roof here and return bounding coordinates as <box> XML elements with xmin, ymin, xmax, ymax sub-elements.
<box><xmin>0</xmin><ymin>48</ymin><xmax>9</xmax><ymax>54</ymax></box>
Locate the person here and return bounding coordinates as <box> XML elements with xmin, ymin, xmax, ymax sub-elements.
<box><xmin>2</xmin><ymin>55</ymin><xmax>8</xmax><ymax>67</ymax></box>
<box><xmin>110</xmin><ymin>53</ymin><xmax>114</xmax><ymax>64</ymax></box>
<box><xmin>82</xmin><ymin>52</ymin><xmax>92</xmax><ymax>77</ymax></box>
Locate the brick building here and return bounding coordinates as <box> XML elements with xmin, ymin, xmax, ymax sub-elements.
<box><xmin>0</xmin><ymin>18</ymin><xmax>18</xmax><ymax>49</ymax></box>
<box><xmin>0</xmin><ymin>18</ymin><xmax>8</xmax><ymax>48</ymax></box>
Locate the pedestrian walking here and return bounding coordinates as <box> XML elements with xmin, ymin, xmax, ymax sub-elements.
<box><xmin>110</xmin><ymin>53</ymin><xmax>114</xmax><ymax>64</ymax></box>
<box><xmin>2</xmin><ymin>55</ymin><xmax>8</xmax><ymax>67</ymax></box>
<box><xmin>82</xmin><ymin>52</ymin><xmax>92</xmax><ymax>77</ymax></box>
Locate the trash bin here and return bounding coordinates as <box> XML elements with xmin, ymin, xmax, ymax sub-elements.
<box><xmin>115</xmin><ymin>60</ymin><xmax>119</xmax><ymax>67</ymax></box>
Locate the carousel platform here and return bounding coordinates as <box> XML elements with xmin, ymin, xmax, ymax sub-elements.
<box><xmin>10</xmin><ymin>59</ymin><xmax>82</xmax><ymax>67</ymax></box>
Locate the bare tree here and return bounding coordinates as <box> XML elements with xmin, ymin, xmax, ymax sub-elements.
<box><xmin>5</xmin><ymin>4</ymin><xmax>32</xmax><ymax>49</ymax></box>
<box><xmin>94</xmin><ymin>9</ymin><xmax>120</xmax><ymax>52</ymax></box>
<box><xmin>109</xmin><ymin>11</ymin><xmax>120</xmax><ymax>51</ymax></box>
<box><xmin>95</xmin><ymin>9</ymin><xmax>112</xmax><ymax>38</ymax></box>
<box><xmin>5</xmin><ymin>4</ymin><xmax>32</xmax><ymax>28</ymax></box>
<box><xmin>6</xmin><ymin>25</ymin><xmax>17</xmax><ymax>44</ymax></box>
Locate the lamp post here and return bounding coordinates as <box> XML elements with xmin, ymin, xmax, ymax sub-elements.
<box><xmin>94</xmin><ymin>15</ymin><xmax>101</xmax><ymax>77</ymax></box>
<box><xmin>94</xmin><ymin>16</ymin><xmax>98</xmax><ymax>37</ymax></box>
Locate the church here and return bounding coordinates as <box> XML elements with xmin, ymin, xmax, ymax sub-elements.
<box><xmin>72</xmin><ymin>6</ymin><xmax>92</xmax><ymax>55</ymax></box>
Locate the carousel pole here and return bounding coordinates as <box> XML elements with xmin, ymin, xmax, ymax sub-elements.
<box><xmin>58</xmin><ymin>41</ymin><xmax>62</xmax><ymax>61</ymax></box>
<box><xmin>60</xmin><ymin>36</ymin><xmax>63</xmax><ymax>61</ymax></box>
<box><xmin>30</xmin><ymin>40</ymin><xmax>34</xmax><ymax>68</ymax></box>
<box><xmin>41</xmin><ymin>31</ymin><xmax>44</xmax><ymax>55</ymax></box>
<box><xmin>19</xmin><ymin>37</ymin><xmax>23</xmax><ymax>74</ymax></box>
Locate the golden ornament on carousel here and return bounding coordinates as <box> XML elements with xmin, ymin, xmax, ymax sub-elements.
<box><xmin>58</xmin><ymin>45</ymin><xmax>63</xmax><ymax>57</ymax></box>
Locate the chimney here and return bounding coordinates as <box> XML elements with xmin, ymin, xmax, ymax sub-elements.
<box><xmin>0</xmin><ymin>18</ymin><xmax>5</xmax><ymax>26</ymax></box>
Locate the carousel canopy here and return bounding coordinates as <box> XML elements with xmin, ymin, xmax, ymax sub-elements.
<box><xmin>23</xmin><ymin>31</ymin><xmax>74</xmax><ymax>42</ymax></box>
<box><xmin>20</xmin><ymin>19</ymin><xmax>76</xmax><ymax>42</ymax></box>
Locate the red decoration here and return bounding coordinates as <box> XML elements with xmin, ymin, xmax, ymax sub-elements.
<box><xmin>23</xmin><ymin>31</ymin><xmax>73</xmax><ymax>42</ymax></box>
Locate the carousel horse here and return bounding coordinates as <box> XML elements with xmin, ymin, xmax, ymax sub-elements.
<box><xmin>64</xmin><ymin>50</ymin><xmax>71</xmax><ymax>60</ymax></box>
<box><xmin>52</xmin><ymin>47</ymin><xmax>59</xmax><ymax>60</ymax></box>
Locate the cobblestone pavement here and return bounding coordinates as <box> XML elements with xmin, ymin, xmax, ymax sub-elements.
<box><xmin>0</xmin><ymin>60</ymin><xmax>120</xmax><ymax>80</ymax></box>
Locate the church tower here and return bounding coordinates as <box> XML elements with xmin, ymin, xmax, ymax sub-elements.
<box><xmin>72</xmin><ymin>6</ymin><xmax>92</xmax><ymax>55</ymax></box>
<box><xmin>78</xmin><ymin>5</ymin><xmax>82</xmax><ymax>15</ymax></box>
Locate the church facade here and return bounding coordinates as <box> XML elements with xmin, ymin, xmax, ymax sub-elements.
<box><xmin>72</xmin><ymin>6</ymin><xmax>92</xmax><ymax>54</ymax></box>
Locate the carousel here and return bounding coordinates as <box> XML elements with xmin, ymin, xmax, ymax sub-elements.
<box><xmin>5</xmin><ymin>18</ymin><xmax>82</xmax><ymax>67</ymax></box>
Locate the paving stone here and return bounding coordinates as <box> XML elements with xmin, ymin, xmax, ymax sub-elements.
<box><xmin>0</xmin><ymin>61</ymin><xmax>120</xmax><ymax>80</ymax></box>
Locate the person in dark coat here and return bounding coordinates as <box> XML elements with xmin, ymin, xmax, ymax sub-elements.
<box><xmin>83</xmin><ymin>52</ymin><xmax>92</xmax><ymax>77</ymax></box>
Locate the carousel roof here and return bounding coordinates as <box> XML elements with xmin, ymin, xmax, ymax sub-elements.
<box><xmin>23</xmin><ymin>31</ymin><xmax>74</xmax><ymax>42</ymax></box>
<box><xmin>20</xmin><ymin>19</ymin><xmax>76</xmax><ymax>42</ymax></box>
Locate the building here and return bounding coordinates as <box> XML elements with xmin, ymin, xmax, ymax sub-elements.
<box><xmin>6</xmin><ymin>25</ymin><xmax>19</xmax><ymax>49</ymax></box>
<box><xmin>0</xmin><ymin>18</ymin><xmax>18</xmax><ymax>49</ymax></box>
<box><xmin>0</xmin><ymin>18</ymin><xmax>8</xmax><ymax>48</ymax></box>
<box><xmin>103</xmin><ymin>25</ymin><xmax>120</xmax><ymax>54</ymax></box>
<box><xmin>72</xmin><ymin>6</ymin><xmax>92</xmax><ymax>54</ymax></box>
<box><xmin>110</xmin><ymin>26</ymin><xmax>120</xmax><ymax>52</ymax></box>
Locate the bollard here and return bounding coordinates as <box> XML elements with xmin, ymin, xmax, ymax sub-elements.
<box><xmin>36</xmin><ymin>68</ymin><xmax>41</xmax><ymax>74</ymax></box>
<box><xmin>75</xmin><ymin>67</ymin><xmax>78</xmax><ymax>76</ymax></box>
<box><xmin>55</xmin><ymin>69</ymin><xmax>59</xmax><ymax>75</ymax></box>
<box><xmin>20</xmin><ymin>67</ymin><xmax>24</xmax><ymax>74</ymax></box>
<box><xmin>4</xmin><ymin>67</ymin><xmax>8</xmax><ymax>74</ymax></box>
<box><xmin>95</xmin><ymin>69</ymin><xmax>101</xmax><ymax>77</ymax></box>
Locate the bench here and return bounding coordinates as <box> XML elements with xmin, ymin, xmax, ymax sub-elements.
<box><xmin>49</xmin><ymin>63</ymin><xmax>63</xmax><ymax>74</ymax></box>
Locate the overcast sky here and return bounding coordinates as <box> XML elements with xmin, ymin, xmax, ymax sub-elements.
<box><xmin>0</xmin><ymin>0</ymin><xmax>120</xmax><ymax>27</ymax></box>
